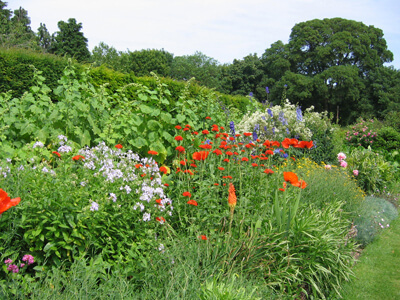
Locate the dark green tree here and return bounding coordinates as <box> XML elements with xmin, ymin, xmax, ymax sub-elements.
<box><xmin>36</xmin><ymin>23</ymin><xmax>53</xmax><ymax>52</ymax></box>
<box><xmin>220</xmin><ymin>53</ymin><xmax>265</xmax><ymax>99</ymax></box>
<box><xmin>0</xmin><ymin>1</ymin><xmax>12</xmax><ymax>44</ymax></box>
<box><xmin>51</xmin><ymin>18</ymin><xmax>91</xmax><ymax>62</ymax></box>
<box><xmin>91</xmin><ymin>42</ymin><xmax>125</xmax><ymax>71</ymax></box>
<box><xmin>170</xmin><ymin>51</ymin><xmax>221</xmax><ymax>89</ymax></box>
<box><xmin>125</xmin><ymin>48</ymin><xmax>173</xmax><ymax>77</ymax></box>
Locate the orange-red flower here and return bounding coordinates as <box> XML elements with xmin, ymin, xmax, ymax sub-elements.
<box><xmin>199</xmin><ymin>235</ymin><xmax>207</xmax><ymax>240</ymax></box>
<box><xmin>226</xmin><ymin>151</ymin><xmax>233</xmax><ymax>156</ymax></box>
<box><xmin>175</xmin><ymin>125</ymin><xmax>182</xmax><ymax>130</ymax></box>
<box><xmin>223</xmin><ymin>158</ymin><xmax>230</xmax><ymax>163</ymax></box>
<box><xmin>251</xmin><ymin>163</ymin><xmax>258</xmax><ymax>167</ymax></box>
<box><xmin>174</xmin><ymin>136</ymin><xmax>183</xmax><ymax>141</ymax></box>
<box><xmin>156</xmin><ymin>216</ymin><xmax>166</xmax><ymax>223</ymax></box>
<box><xmin>182</xmin><ymin>192</ymin><xmax>192</xmax><ymax>197</ymax></box>
<box><xmin>202</xmin><ymin>130</ymin><xmax>210</xmax><ymax>135</ymax></box>
<box><xmin>52</xmin><ymin>151</ymin><xmax>61</xmax><ymax>158</ymax></box>
<box><xmin>0</xmin><ymin>189</ymin><xmax>21</xmax><ymax>215</ymax></box>
<box><xmin>135</xmin><ymin>163</ymin><xmax>143</xmax><ymax>168</ymax></box>
<box><xmin>72</xmin><ymin>155</ymin><xmax>85</xmax><ymax>161</ymax></box>
<box><xmin>148</xmin><ymin>150</ymin><xmax>158</xmax><ymax>155</ymax></box>
<box><xmin>263</xmin><ymin>169</ymin><xmax>274</xmax><ymax>174</ymax></box>
<box><xmin>283</xmin><ymin>172</ymin><xmax>307</xmax><ymax>189</ymax></box>
<box><xmin>281</xmin><ymin>138</ymin><xmax>299</xmax><ymax>149</ymax></box>
<box><xmin>205</xmin><ymin>116</ymin><xmax>211</xmax><ymax>120</ymax></box>
<box><xmin>241</xmin><ymin>157</ymin><xmax>249</xmax><ymax>162</ymax></box>
<box><xmin>213</xmin><ymin>149</ymin><xmax>223</xmax><ymax>155</ymax></box>
<box><xmin>218</xmin><ymin>167</ymin><xmax>225</xmax><ymax>171</ymax></box>
<box><xmin>243</xmin><ymin>132</ymin><xmax>252</xmax><ymax>137</ymax></box>
<box><xmin>193</xmin><ymin>151</ymin><xmax>209</xmax><ymax>161</ymax></box>
<box><xmin>159</xmin><ymin>166</ymin><xmax>168</xmax><ymax>174</ymax></box>
<box><xmin>187</xmin><ymin>200</ymin><xmax>198</xmax><ymax>206</ymax></box>
<box><xmin>199</xmin><ymin>144</ymin><xmax>212</xmax><ymax>150</ymax></box>
<box><xmin>297</xmin><ymin>140</ymin><xmax>314</xmax><ymax>149</ymax></box>
<box><xmin>176</xmin><ymin>146</ymin><xmax>185</xmax><ymax>153</ymax></box>
<box><xmin>115</xmin><ymin>144</ymin><xmax>123</xmax><ymax>149</ymax></box>
<box><xmin>228</xmin><ymin>183</ymin><xmax>237</xmax><ymax>209</ymax></box>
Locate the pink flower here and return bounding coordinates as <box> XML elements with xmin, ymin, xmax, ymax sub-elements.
<box><xmin>353</xmin><ymin>170</ymin><xmax>359</xmax><ymax>176</ymax></box>
<box><xmin>337</xmin><ymin>152</ymin><xmax>346</xmax><ymax>161</ymax></box>
<box><xmin>22</xmin><ymin>254</ymin><xmax>35</xmax><ymax>265</ymax></box>
<box><xmin>325</xmin><ymin>165</ymin><xmax>332</xmax><ymax>170</ymax></box>
<box><xmin>7</xmin><ymin>264</ymin><xmax>19</xmax><ymax>273</ymax></box>
<box><xmin>340</xmin><ymin>160</ymin><xmax>348</xmax><ymax>168</ymax></box>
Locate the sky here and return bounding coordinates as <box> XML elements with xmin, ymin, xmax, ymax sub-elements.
<box><xmin>9</xmin><ymin>0</ymin><xmax>400</xmax><ymax>69</ymax></box>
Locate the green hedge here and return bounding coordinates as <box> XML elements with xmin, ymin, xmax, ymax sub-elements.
<box><xmin>0</xmin><ymin>48</ymin><xmax>251</xmax><ymax>114</ymax></box>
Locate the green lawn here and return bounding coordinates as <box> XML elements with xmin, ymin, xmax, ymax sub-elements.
<box><xmin>341</xmin><ymin>216</ymin><xmax>400</xmax><ymax>300</ymax></box>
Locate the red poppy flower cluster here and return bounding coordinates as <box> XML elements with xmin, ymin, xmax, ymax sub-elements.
<box><xmin>72</xmin><ymin>155</ymin><xmax>85</xmax><ymax>161</ymax></box>
<box><xmin>0</xmin><ymin>189</ymin><xmax>21</xmax><ymax>215</ymax></box>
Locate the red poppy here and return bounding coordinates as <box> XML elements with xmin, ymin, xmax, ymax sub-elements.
<box><xmin>222</xmin><ymin>176</ymin><xmax>233</xmax><ymax>179</ymax></box>
<box><xmin>190</xmin><ymin>163</ymin><xmax>197</xmax><ymax>168</ymax></box>
<box><xmin>176</xmin><ymin>146</ymin><xmax>185</xmax><ymax>153</ymax></box>
<box><xmin>241</xmin><ymin>157</ymin><xmax>249</xmax><ymax>162</ymax></box>
<box><xmin>225</xmin><ymin>151</ymin><xmax>233</xmax><ymax>156</ymax></box>
<box><xmin>265</xmin><ymin>150</ymin><xmax>274</xmax><ymax>155</ymax></box>
<box><xmin>72</xmin><ymin>155</ymin><xmax>85</xmax><ymax>161</ymax></box>
<box><xmin>243</xmin><ymin>132</ymin><xmax>252</xmax><ymax>137</ymax></box>
<box><xmin>263</xmin><ymin>169</ymin><xmax>274</xmax><ymax>174</ymax></box>
<box><xmin>223</xmin><ymin>159</ymin><xmax>230</xmax><ymax>163</ymax></box>
<box><xmin>175</xmin><ymin>136</ymin><xmax>183</xmax><ymax>141</ymax></box>
<box><xmin>202</xmin><ymin>130</ymin><xmax>210</xmax><ymax>135</ymax></box>
<box><xmin>298</xmin><ymin>140</ymin><xmax>314</xmax><ymax>149</ymax></box>
<box><xmin>193</xmin><ymin>151</ymin><xmax>209</xmax><ymax>161</ymax></box>
<box><xmin>199</xmin><ymin>235</ymin><xmax>207</xmax><ymax>240</ymax></box>
<box><xmin>271</xmin><ymin>141</ymin><xmax>280</xmax><ymax>147</ymax></box>
<box><xmin>251</xmin><ymin>163</ymin><xmax>258</xmax><ymax>167</ymax></box>
<box><xmin>192</xmin><ymin>131</ymin><xmax>199</xmax><ymax>135</ymax></box>
<box><xmin>159</xmin><ymin>166</ymin><xmax>168</xmax><ymax>174</ymax></box>
<box><xmin>141</xmin><ymin>174</ymin><xmax>146</xmax><ymax>177</ymax></box>
<box><xmin>284</xmin><ymin>172</ymin><xmax>299</xmax><ymax>185</ymax></box>
<box><xmin>52</xmin><ymin>151</ymin><xmax>61</xmax><ymax>158</ymax></box>
<box><xmin>187</xmin><ymin>200</ymin><xmax>198</xmax><ymax>206</ymax></box>
<box><xmin>180</xmin><ymin>160</ymin><xmax>186</xmax><ymax>166</ymax></box>
<box><xmin>183</xmin><ymin>128</ymin><xmax>190</xmax><ymax>131</ymax></box>
<box><xmin>175</xmin><ymin>125</ymin><xmax>182</xmax><ymax>130</ymax></box>
<box><xmin>185</xmin><ymin>124</ymin><xmax>191</xmax><ymax>128</ymax></box>
<box><xmin>182</xmin><ymin>191</ymin><xmax>192</xmax><ymax>197</ymax></box>
<box><xmin>229</xmin><ymin>137</ymin><xmax>235</xmax><ymax>141</ymax></box>
<box><xmin>214</xmin><ymin>183</ymin><xmax>219</xmax><ymax>186</ymax></box>
<box><xmin>0</xmin><ymin>189</ymin><xmax>21</xmax><ymax>215</ymax></box>
<box><xmin>199</xmin><ymin>144</ymin><xmax>212</xmax><ymax>150</ymax></box>
<box><xmin>148</xmin><ymin>150</ymin><xmax>158</xmax><ymax>155</ymax></box>
<box><xmin>281</xmin><ymin>138</ymin><xmax>299</xmax><ymax>149</ymax></box>
<box><xmin>205</xmin><ymin>116</ymin><xmax>211</xmax><ymax>120</ymax></box>
<box><xmin>164</xmin><ymin>183</ymin><xmax>169</xmax><ymax>187</ymax></box>
<box><xmin>218</xmin><ymin>167</ymin><xmax>225</xmax><ymax>171</ymax></box>
<box><xmin>115</xmin><ymin>144</ymin><xmax>123</xmax><ymax>149</ymax></box>
<box><xmin>212</xmin><ymin>126</ymin><xmax>219</xmax><ymax>132</ymax></box>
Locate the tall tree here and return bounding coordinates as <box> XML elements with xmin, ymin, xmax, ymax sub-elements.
<box><xmin>51</xmin><ymin>18</ymin><xmax>91</xmax><ymax>62</ymax></box>
<box><xmin>125</xmin><ymin>48</ymin><xmax>173</xmax><ymax>77</ymax></box>
<box><xmin>36</xmin><ymin>23</ymin><xmax>53</xmax><ymax>52</ymax></box>
<box><xmin>170</xmin><ymin>51</ymin><xmax>221</xmax><ymax>89</ymax></box>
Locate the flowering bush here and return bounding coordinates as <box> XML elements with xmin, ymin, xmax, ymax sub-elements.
<box><xmin>235</xmin><ymin>99</ymin><xmax>331</xmax><ymax>141</ymax></box>
<box><xmin>0</xmin><ymin>136</ymin><xmax>172</xmax><ymax>270</ymax></box>
<box><xmin>345</xmin><ymin>118</ymin><xmax>377</xmax><ymax>148</ymax></box>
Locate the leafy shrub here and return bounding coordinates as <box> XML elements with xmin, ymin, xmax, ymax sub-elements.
<box><xmin>0</xmin><ymin>138</ymin><xmax>172</xmax><ymax>270</ymax></box>
<box><xmin>353</xmin><ymin>196</ymin><xmax>398</xmax><ymax>246</ymax></box>
<box><xmin>373</xmin><ymin>126</ymin><xmax>400</xmax><ymax>151</ymax></box>
<box><xmin>346</xmin><ymin>147</ymin><xmax>395</xmax><ymax>193</ymax></box>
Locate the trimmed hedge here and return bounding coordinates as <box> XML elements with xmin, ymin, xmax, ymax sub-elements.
<box><xmin>0</xmin><ymin>48</ymin><xmax>251</xmax><ymax>114</ymax></box>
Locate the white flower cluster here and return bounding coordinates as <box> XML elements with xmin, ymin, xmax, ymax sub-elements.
<box><xmin>78</xmin><ymin>142</ymin><xmax>173</xmax><ymax>220</ymax></box>
<box><xmin>236</xmin><ymin>99</ymin><xmax>330</xmax><ymax>141</ymax></box>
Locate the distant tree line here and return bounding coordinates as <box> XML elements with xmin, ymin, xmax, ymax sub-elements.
<box><xmin>1</xmin><ymin>1</ymin><xmax>400</xmax><ymax>124</ymax></box>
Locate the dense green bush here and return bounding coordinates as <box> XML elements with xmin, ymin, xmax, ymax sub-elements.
<box><xmin>373</xmin><ymin>126</ymin><xmax>400</xmax><ymax>151</ymax></box>
<box><xmin>353</xmin><ymin>196</ymin><xmax>398</xmax><ymax>246</ymax></box>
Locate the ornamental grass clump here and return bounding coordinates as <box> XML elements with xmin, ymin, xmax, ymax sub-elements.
<box><xmin>0</xmin><ymin>137</ymin><xmax>172</xmax><ymax>271</ymax></box>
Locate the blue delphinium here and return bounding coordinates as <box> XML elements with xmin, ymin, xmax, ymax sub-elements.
<box><xmin>279</xmin><ymin>112</ymin><xmax>288</xmax><ymax>126</ymax></box>
<box><xmin>253</xmin><ymin>124</ymin><xmax>259</xmax><ymax>141</ymax></box>
<box><xmin>229</xmin><ymin>121</ymin><xmax>235</xmax><ymax>138</ymax></box>
<box><xmin>296</xmin><ymin>106</ymin><xmax>303</xmax><ymax>122</ymax></box>
<box><xmin>267</xmin><ymin>108</ymin><xmax>273</xmax><ymax>118</ymax></box>
<box><xmin>286</xmin><ymin>128</ymin><xmax>290</xmax><ymax>135</ymax></box>
<box><xmin>266</xmin><ymin>87</ymin><xmax>270</xmax><ymax>94</ymax></box>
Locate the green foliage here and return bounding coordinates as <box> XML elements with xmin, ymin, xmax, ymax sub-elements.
<box><xmin>124</xmin><ymin>48</ymin><xmax>173</xmax><ymax>77</ymax></box>
<box><xmin>0</xmin><ymin>140</ymin><xmax>171</xmax><ymax>270</ymax></box>
<box><xmin>346</xmin><ymin>147</ymin><xmax>395</xmax><ymax>193</ymax></box>
<box><xmin>374</xmin><ymin>126</ymin><xmax>400</xmax><ymax>152</ymax></box>
<box><xmin>353</xmin><ymin>196</ymin><xmax>398</xmax><ymax>246</ymax></box>
<box><xmin>51</xmin><ymin>18</ymin><xmax>91</xmax><ymax>62</ymax></box>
